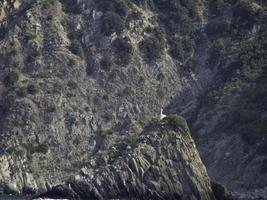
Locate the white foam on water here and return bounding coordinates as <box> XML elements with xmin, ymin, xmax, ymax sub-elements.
<box><xmin>34</xmin><ymin>199</ymin><xmax>69</xmax><ymax>200</ymax></box>
<box><xmin>34</xmin><ymin>199</ymin><xmax>68</xmax><ymax>200</ymax></box>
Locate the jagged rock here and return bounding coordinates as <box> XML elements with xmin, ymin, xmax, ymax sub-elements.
<box><xmin>0</xmin><ymin>0</ymin><xmax>266</xmax><ymax>198</ymax></box>
<box><xmin>40</xmin><ymin>119</ymin><xmax>215</xmax><ymax>199</ymax></box>
<box><xmin>211</xmin><ymin>182</ymin><xmax>234</xmax><ymax>200</ymax></box>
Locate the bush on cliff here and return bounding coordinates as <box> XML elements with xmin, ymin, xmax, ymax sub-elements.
<box><xmin>139</xmin><ymin>36</ymin><xmax>164</xmax><ymax>61</ymax></box>
<box><xmin>4</xmin><ymin>71</ymin><xmax>19</xmax><ymax>87</ymax></box>
<box><xmin>59</xmin><ymin>0</ymin><xmax>82</xmax><ymax>15</ymax></box>
<box><xmin>95</xmin><ymin>0</ymin><xmax>129</xmax><ymax>17</ymax></box>
<box><xmin>100</xmin><ymin>12</ymin><xmax>125</xmax><ymax>36</ymax></box>
<box><xmin>69</xmin><ymin>39</ymin><xmax>83</xmax><ymax>56</ymax></box>
<box><xmin>164</xmin><ymin>114</ymin><xmax>189</xmax><ymax>134</ymax></box>
<box><xmin>16</xmin><ymin>87</ymin><xmax>27</xmax><ymax>97</ymax></box>
<box><xmin>28</xmin><ymin>143</ymin><xmax>49</xmax><ymax>154</ymax></box>
<box><xmin>112</xmin><ymin>36</ymin><xmax>133</xmax><ymax>65</ymax></box>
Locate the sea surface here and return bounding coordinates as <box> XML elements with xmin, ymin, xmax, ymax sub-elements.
<box><xmin>0</xmin><ymin>196</ymin><xmax>68</xmax><ymax>200</ymax></box>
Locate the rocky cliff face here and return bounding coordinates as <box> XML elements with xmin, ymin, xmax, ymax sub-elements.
<box><xmin>42</xmin><ymin>119</ymin><xmax>215</xmax><ymax>200</ymax></box>
<box><xmin>0</xmin><ymin>0</ymin><xmax>21</xmax><ymax>22</ymax></box>
<box><xmin>0</xmin><ymin>0</ymin><xmax>214</xmax><ymax>197</ymax></box>
<box><xmin>0</xmin><ymin>0</ymin><xmax>266</xmax><ymax>197</ymax></box>
<box><xmin>167</xmin><ymin>0</ymin><xmax>267</xmax><ymax>191</ymax></box>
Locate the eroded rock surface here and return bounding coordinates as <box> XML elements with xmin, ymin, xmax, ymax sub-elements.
<box><xmin>42</xmin><ymin>119</ymin><xmax>215</xmax><ymax>200</ymax></box>
<box><xmin>0</xmin><ymin>0</ymin><xmax>266</xmax><ymax>197</ymax></box>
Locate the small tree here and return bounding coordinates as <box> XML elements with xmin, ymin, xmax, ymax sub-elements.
<box><xmin>100</xmin><ymin>12</ymin><xmax>125</xmax><ymax>36</ymax></box>
<box><xmin>69</xmin><ymin>39</ymin><xmax>83</xmax><ymax>56</ymax></box>
<box><xmin>33</xmin><ymin>143</ymin><xmax>49</xmax><ymax>154</ymax></box>
<box><xmin>164</xmin><ymin>114</ymin><xmax>189</xmax><ymax>134</ymax></box>
<box><xmin>27</xmin><ymin>84</ymin><xmax>39</xmax><ymax>95</ymax></box>
<box><xmin>59</xmin><ymin>0</ymin><xmax>82</xmax><ymax>14</ymax></box>
<box><xmin>16</xmin><ymin>87</ymin><xmax>27</xmax><ymax>97</ymax></box>
<box><xmin>139</xmin><ymin>36</ymin><xmax>164</xmax><ymax>61</ymax></box>
<box><xmin>100</xmin><ymin>55</ymin><xmax>113</xmax><ymax>71</ymax></box>
<box><xmin>67</xmin><ymin>80</ymin><xmax>78</xmax><ymax>89</ymax></box>
<box><xmin>112</xmin><ymin>36</ymin><xmax>133</xmax><ymax>65</ymax></box>
<box><xmin>96</xmin><ymin>0</ymin><xmax>128</xmax><ymax>16</ymax></box>
<box><xmin>4</xmin><ymin>71</ymin><xmax>19</xmax><ymax>87</ymax></box>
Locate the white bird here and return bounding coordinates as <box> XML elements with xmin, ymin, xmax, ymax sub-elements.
<box><xmin>35</xmin><ymin>23</ymin><xmax>42</xmax><ymax>28</ymax></box>
<box><xmin>160</xmin><ymin>108</ymin><xmax>166</xmax><ymax>120</ymax></box>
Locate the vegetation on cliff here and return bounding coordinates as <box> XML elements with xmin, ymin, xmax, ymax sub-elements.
<box><xmin>0</xmin><ymin>0</ymin><xmax>266</xmax><ymax>196</ymax></box>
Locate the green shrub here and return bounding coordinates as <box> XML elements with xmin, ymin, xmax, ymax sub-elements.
<box><xmin>68</xmin><ymin>29</ymin><xmax>83</xmax><ymax>40</ymax></box>
<box><xmin>27</xmin><ymin>84</ymin><xmax>39</xmax><ymax>95</ymax></box>
<box><xmin>206</xmin><ymin>39</ymin><xmax>226</xmax><ymax>67</ymax></box>
<box><xmin>113</xmin><ymin>0</ymin><xmax>128</xmax><ymax>16</ymax></box>
<box><xmin>206</xmin><ymin>21</ymin><xmax>230</xmax><ymax>38</ymax></box>
<box><xmin>26</xmin><ymin>51</ymin><xmax>41</xmax><ymax>63</ymax></box>
<box><xmin>4</xmin><ymin>71</ymin><xmax>19</xmax><ymax>87</ymax></box>
<box><xmin>126</xmin><ymin>133</ymin><xmax>139</xmax><ymax>147</ymax></box>
<box><xmin>169</xmin><ymin>36</ymin><xmax>194</xmax><ymax>61</ymax></box>
<box><xmin>24</xmin><ymin>32</ymin><xmax>36</xmax><ymax>43</ymax></box>
<box><xmin>100</xmin><ymin>12</ymin><xmax>125</xmax><ymax>36</ymax></box>
<box><xmin>141</xmin><ymin>27</ymin><xmax>165</xmax><ymax>61</ymax></box>
<box><xmin>86</xmin><ymin>66</ymin><xmax>94</xmax><ymax>76</ymax></box>
<box><xmin>100</xmin><ymin>55</ymin><xmax>113</xmax><ymax>71</ymax></box>
<box><xmin>16</xmin><ymin>87</ymin><xmax>27</xmax><ymax>97</ymax></box>
<box><xmin>41</xmin><ymin>0</ymin><xmax>56</xmax><ymax>8</ymax></box>
<box><xmin>138</xmin><ymin>0</ymin><xmax>198</xmax><ymax>62</ymax></box>
<box><xmin>102</xmin><ymin>94</ymin><xmax>109</xmax><ymax>101</ymax></box>
<box><xmin>132</xmin><ymin>0</ymin><xmax>153</xmax><ymax>7</ymax></box>
<box><xmin>122</xmin><ymin>86</ymin><xmax>133</xmax><ymax>95</ymax></box>
<box><xmin>67</xmin><ymin>80</ymin><xmax>78</xmax><ymax>89</ymax></box>
<box><xmin>169</xmin><ymin>40</ymin><xmax>184</xmax><ymax>60</ymax></box>
<box><xmin>96</xmin><ymin>0</ymin><xmax>129</xmax><ymax>16</ymax></box>
<box><xmin>47</xmin><ymin>105</ymin><xmax>56</xmax><ymax>113</ymax></box>
<box><xmin>139</xmin><ymin>36</ymin><xmax>164</xmax><ymax>61</ymax></box>
<box><xmin>59</xmin><ymin>0</ymin><xmax>82</xmax><ymax>14</ymax></box>
<box><xmin>164</xmin><ymin>114</ymin><xmax>189</xmax><ymax>133</ymax></box>
<box><xmin>25</xmin><ymin>143</ymin><xmax>48</xmax><ymax>155</ymax></box>
<box><xmin>152</xmin><ymin>26</ymin><xmax>165</xmax><ymax>41</ymax></box>
<box><xmin>239</xmin><ymin>31</ymin><xmax>267</xmax><ymax>81</ymax></box>
<box><xmin>69</xmin><ymin>39</ymin><xmax>83</xmax><ymax>56</ymax></box>
<box><xmin>13</xmin><ymin>61</ymin><xmax>20</xmax><ymax>68</ymax></box>
<box><xmin>32</xmin><ymin>143</ymin><xmax>49</xmax><ymax>154</ymax></box>
<box><xmin>6</xmin><ymin>147</ymin><xmax>16</xmax><ymax>154</ymax></box>
<box><xmin>209</xmin><ymin>0</ymin><xmax>227</xmax><ymax>16</ymax></box>
<box><xmin>233</xmin><ymin>1</ymin><xmax>263</xmax><ymax>28</ymax></box>
<box><xmin>112</xmin><ymin>36</ymin><xmax>133</xmax><ymax>65</ymax></box>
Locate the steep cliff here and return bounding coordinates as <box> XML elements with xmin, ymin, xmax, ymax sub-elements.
<box><xmin>0</xmin><ymin>0</ymin><xmax>266</xmax><ymax>197</ymax></box>
<box><xmin>41</xmin><ymin>118</ymin><xmax>215</xmax><ymax>200</ymax></box>
<box><xmin>167</xmin><ymin>0</ymin><xmax>267</xmax><ymax>191</ymax></box>
<box><xmin>0</xmin><ymin>0</ymin><xmax>215</xmax><ymax>197</ymax></box>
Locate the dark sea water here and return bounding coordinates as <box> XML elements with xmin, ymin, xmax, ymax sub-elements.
<box><xmin>0</xmin><ymin>196</ymin><xmax>67</xmax><ymax>200</ymax></box>
<box><xmin>0</xmin><ymin>195</ymin><xmax>30</xmax><ymax>200</ymax></box>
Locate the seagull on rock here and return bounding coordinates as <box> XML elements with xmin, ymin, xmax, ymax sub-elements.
<box><xmin>160</xmin><ymin>108</ymin><xmax>166</xmax><ymax>120</ymax></box>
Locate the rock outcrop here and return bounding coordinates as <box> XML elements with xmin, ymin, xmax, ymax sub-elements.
<box><xmin>40</xmin><ymin>118</ymin><xmax>215</xmax><ymax>200</ymax></box>
<box><xmin>0</xmin><ymin>0</ymin><xmax>266</xmax><ymax>197</ymax></box>
<box><xmin>0</xmin><ymin>0</ymin><xmax>197</xmax><ymax>194</ymax></box>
